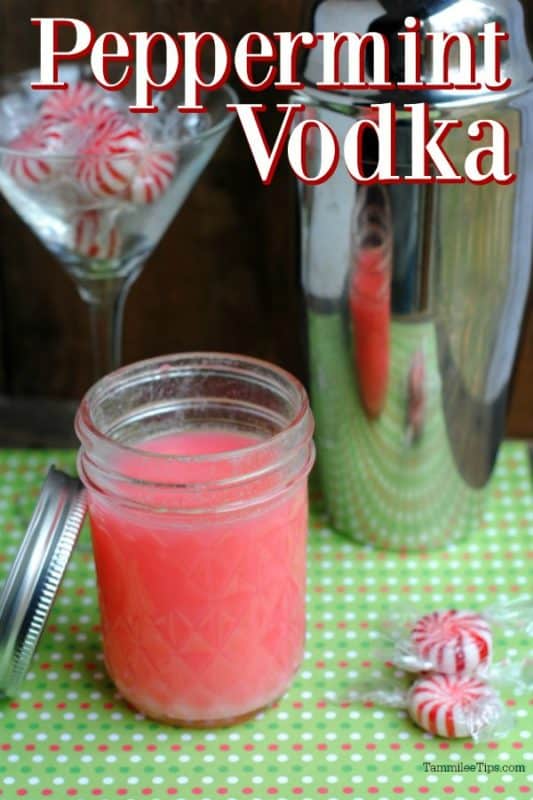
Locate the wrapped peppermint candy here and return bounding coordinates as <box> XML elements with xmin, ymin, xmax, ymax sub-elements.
<box><xmin>378</xmin><ymin>598</ymin><xmax>532</xmax><ymax>676</ymax></box>
<box><xmin>406</xmin><ymin>673</ymin><xmax>503</xmax><ymax>739</ymax></box>
<box><xmin>328</xmin><ymin>659</ymin><xmax>529</xmax><ymax>741</ymax></box>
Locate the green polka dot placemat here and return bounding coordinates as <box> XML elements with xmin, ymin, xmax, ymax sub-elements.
<box><xmin>0</xmin><ymin>444</ymin><xmax>531</xmax><ymax>800</ymax></box>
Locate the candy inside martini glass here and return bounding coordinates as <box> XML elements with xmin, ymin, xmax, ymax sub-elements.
<box><xmin>0</xmin><ymin>65</ymin><xmax>236</xmax><ymax>378</ymax></box>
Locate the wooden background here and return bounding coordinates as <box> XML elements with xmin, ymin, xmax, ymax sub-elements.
<box><xmin>0</xmin><ymin>1</ymin><xmax>531</xmax><ymax>439</ymax></box>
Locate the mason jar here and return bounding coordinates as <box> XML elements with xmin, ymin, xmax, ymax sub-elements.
<box><xmin>75</xmin><ymin>352</ymin><xmax>315</xmax><ymax>726</ymax></box>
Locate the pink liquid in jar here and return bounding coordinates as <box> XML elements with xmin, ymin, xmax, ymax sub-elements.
<box><xmin>87</xmin><ymin>429</ymin><xmax>308</xmax><ymax>726</ymax></box>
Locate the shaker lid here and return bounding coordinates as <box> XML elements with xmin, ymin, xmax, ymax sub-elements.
<box><xmin>0</xmin><ymin>467</ymin><xmax>87</xmax><ymax>697</ymax></box>
<box><xmin>299</xmin><ymin>0</ymin><xmax>533</xmax><ymax>108</ymax></box>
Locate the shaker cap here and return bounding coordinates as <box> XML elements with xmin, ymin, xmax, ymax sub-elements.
<box><xmin>0</xmin><ymin>467</ymin><xmax>87</xmax><ymax>697</ymax></box>
<box><xmin>299</xmin><ymin>0</ymin><xmax>533</xmax><ymax>107</ymax></box>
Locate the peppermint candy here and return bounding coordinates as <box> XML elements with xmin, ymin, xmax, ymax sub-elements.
<box><xmin>75</xmin><ymin>114</ymin><xmax>146</xmax><ymax>198</ymax></box>
<box><xmin>407</xmin><ymin>673</ymin><xmax>500</xmax><ymax>738</ymax></box>
<box><xmin>3</xmin><ymin>123</ymin><xmax>64</xmax><ymax>187</ymax></box>
<box><xmin>41</xmin><ymin>81</ymin><xmax>109</xmax><ymax>125</ymax></box>
<box><xmin>127</xmin><ymin>148</ymin><xmax>177</xmax><ymax>204</ymax></box>
<box><xmin>73</xmin><ymin>210</ymin><xmax>121</xmax><ymax>260</ymax></box>
<box><xmin>410</xmin><ymin>610</ymin><xmax>492</xmax><ymax>675</ymax></box>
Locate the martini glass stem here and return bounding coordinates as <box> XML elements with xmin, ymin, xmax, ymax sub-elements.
<box><xmin>78</xmin><ymin>275</ymin><xmax>133</xmax><ymax>379</ymax></box>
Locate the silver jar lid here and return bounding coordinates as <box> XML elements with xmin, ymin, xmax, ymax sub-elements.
<box><xmin>0</xmin><ymin>467</ymin><xmax>87</xmax><ymax>697</ymax></box>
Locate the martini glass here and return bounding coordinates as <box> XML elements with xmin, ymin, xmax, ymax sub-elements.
<box><xmin>0</xmin><ymin>66</ymin><xmax>236</xmax><ymax>379</ymax></box>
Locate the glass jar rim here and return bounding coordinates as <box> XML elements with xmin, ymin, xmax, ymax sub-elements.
<box><xmin>76</xmin><ymin>351</ymin><xmax>312</xmax><ymax>465</ymax></box>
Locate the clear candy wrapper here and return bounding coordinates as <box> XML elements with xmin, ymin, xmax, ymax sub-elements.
<box><xmin>327</xmin><ymin>658</ymin><xmax>531</xmax><ymax>742</ymax></box>
<box><xmin>375</xmin><ymin>597</ymin><xmax>533</xmax><ymax>676</ymax></box>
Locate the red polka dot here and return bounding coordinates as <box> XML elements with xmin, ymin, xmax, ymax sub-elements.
<box><xmin>318</xmin><ymin>789</ymin><xmax>328</xmax><ymax>795</ymax></box>
<box><xmin>468</xmin><ymin>788</ymin><xmax>479</xmax><ymax>794</ymax></box>
<box><xmin>292</xmin><ymin>702</ymin><xmax>302</xmax><ymax>709</ymax></box>
<box><xmin>73</xmin><ymin>745</ymin><xmax>84</xmax><ymax>752</ymax></box>
<box><xmin>192</xmin><ymin>790</ymin><xmax>202</xmax><ymax>796</ymax></box>
<box><xmin>171</xmin><ymin>744</ymin><xmax>181</xmax><ymax>751</ymax></box>
<box><xmin>122</xmin><ymin>745</ymin><xmax>132</xmax><ymax>751</ymax></box>
<box><xmin>393</xmin><ymin>789</ymin><xmax>404</xmax><ymax>795</ymax></box>
<box><xmin>317</xmin><ymin>743</ymin><xmax>328</xmax><ymax>751</ymax></box>
<box><xmin>195</xmin><ymin>744</ymin><xmax>205</xmax><ymax>751</ymax></box>
<box><xmin>1</xmin><ymin>745</ymin><xmax>11</xmax><ymax>750</ymax></box>
<box><xmin>217</xmin><ymin>790</ymin><xmax>228</xmax><ymax>796</ymax></box>
<box><xmin>116</xmin><ymin>791</ymin><xmax>127</xmax><ymax>797</ymax></box>
<box><xmin>92</xmin><ymin>791</ymin><xmax>102</xmax><ymax>797</ymax></box>
<box><xmin>487</xmin><ymin>741</ymin><xmax>498</xmax><ymax>749</ymax></box>
<box><xmin>49</xmin><ymin>745</ymin><xmax>60</xmax><ymax>752</ymax></box>
<box><xmin>368</xmin><ymin>788</ymin><xmax>379</xmax><ymax>795</ymax></box>
<box><xmin>33</xmin><ymin>703</ymin><xmax>43</xmax><ymax>709</ymax></box>
<box><xmin>16</xmin><ymin>791</ymin><xmax>27</xmax><ymax>797</ymax></box>
<box><xmin>342</xmin><ymin>790</ymin><xmax>354</xmax><ymax>796</ymax></box>
<box><xmin>25</xmin><ymin>745</ymin><xmax>35</xmax><ymax>751</ymax></box>
<box><xmin>42</xmin><ymin>792</ymin><xmax>53</xmax><ymax>797</ymax></box>
<box><xmin>141</xmin><ymin>791</ymin><xmax>152</xmax><ymax>796</ymax></box>
<box><xmin>66</xmin><ymin>792</ymin><xmax>77</xmax><ymax>797</ymax></box>
<box><xmin>439</xmin><ymin>742</ymin><xmax>450</xmax><ymax>750</ymax></box>
<box><xmin>519</xmin><ymin>788</ymin><xmax>531</xmax><ymax>794</ymax></box>
<box><xmin>242</xmin><ymin>790</ymin><xmax>253</xmax><ymax>796</ymax></box>
<box><xmin>443</xmin><ymin>788</ymin><xmax>454</xmax><ymax>794</ymax></box>
<box><xmin>244</xmin><ymin>744</ymin><xmax>254</xmax><ymax>751</ymax></box>
<box><xmin>292</xmin><ymin>790</ymin><xmax>303</xmax><ymax>796</ymax></box>
<box><xmin>341</xmin><ymin>743</ymin><xmax>352</xmax><ymax>751</ymax></box>
<box><xmin>366</xmin><ymin>743</ymin><xmax>376</xmax><ymax>751</ymax></box>
<box><xmin>414</xmin><ymin>743</ymin><xmax>425</xmax><ymax>750</ymax></box>
<box><xmin>512</xmin><ymin>742</ymin><xmax>523</xmax><ymax>749</ymax></box>
<box><xmin>292</xmin><ymin>744</ymin><xmax>303</xmax><ymax>751</ymax></box>
<box><xmin>419</xmin><ymin>789</ymin><xmax>429</xmax><ymax>795</ymax></box>
<box><xmin>390</xmin><ymin>743</ymin><xmax>400</xmax><ymax>750</ymax></box>
<box><xmin>98</xmin><ymin>745</ymin><xmax>108</xmax><ymax>752</ymax></box>
<box><xmin>167</xmin><ymin>792</ymin><xmax>178</xmax><ymax>796</ymax></box>
<box><xmin>267</xmin><ymin>790</ymin><xmax>278</xmax><ymax>796</ymax></box>
<box><xmin>463</xmin><ymin>742</ymin><xmax>474</xmax><ymax>750</ymax></box>
<box><xmin>268</xmin><ymin>744</ymin><xmax>278</xmax><ymax>751</ymax></box>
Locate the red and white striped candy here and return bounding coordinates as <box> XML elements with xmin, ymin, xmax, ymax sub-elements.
<box><xmin>126</xmin><ymin>148</ymin><xmax>177</xmax><ymax>204</ymax></box>
<box><xmin>73</xmin><ymin>210</ymin><xmax>121</xmax><ymax>260</ymax></box>
<box><xmin>75</xmin><ymin>114</ymin><xmax>145</xmax><ymax>198</ymax></box>
<box><xmin>407</xmin><ymin>673</ymin><xmax>499</xmax><ymax>738</ymax></box>
<box><xmin>41</xmin><ymin>81</ymin><xmax>109</xmax><ymax>125</ymax></box>
<box><xmin>410</xmin><ymin>610</ymin><xmax>492</xmax><ymax>675</ymax></box>
<box><xmin>3</xmin><ymin>123</ymin><xmax>64</xmax><ymax>187</ymax></box>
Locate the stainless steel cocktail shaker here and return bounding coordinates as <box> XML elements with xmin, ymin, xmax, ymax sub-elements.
<box><xmin>294</xmin><ymin>0</ymin><xmax>532</xmax><ymax>549</ymax></box>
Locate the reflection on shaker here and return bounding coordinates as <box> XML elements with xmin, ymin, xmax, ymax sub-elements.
<box><xmin>406</xmin><ymin>349</ymin><xmax>426</xmax><ymax>445</ymax></box>
<box><xmin>349</xmin><ymin>186</ymin><xmax>391</xmax><ymax>419</ymax></box>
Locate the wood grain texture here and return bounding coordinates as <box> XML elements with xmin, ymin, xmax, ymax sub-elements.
<box><xmin>0</xmin><ymin>0</ymin><xmax>530</xmax><ymax>439</ymax></box>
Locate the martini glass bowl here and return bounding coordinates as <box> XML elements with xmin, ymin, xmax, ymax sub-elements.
<box><xmin>0</xmin><ymin>66</ymin><xmax>236</xmax><ymax>379</ymax></box>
